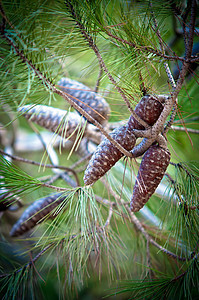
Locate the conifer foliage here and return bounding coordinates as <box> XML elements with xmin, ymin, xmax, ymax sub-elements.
<box><xmin>0</xmin><ymin>0</ymin><xmax>198</xmax><ymax>299</ymax></box>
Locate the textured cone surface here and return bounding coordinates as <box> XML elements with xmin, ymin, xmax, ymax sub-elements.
<box><xmin>130</xmin><ymin>145</ymin><xmax>170</xmax><ymax>212</ymax></box>
<box><xmin>10</xmin><ymin>193</ymin><xmax>68</xmax><ymax>237</ymax></box>
<box><xmin>0</xmin><ymin>189</ymin><xmax>15</xmax><ymax>211</ymax></box>
<box><xmin>127</xmin><ymin>95</ymin><xmax>164</xmax><ymax>130</ymax></box>
<box><xmin>84</xmin><ymin>125</ymin><xmax>136</xmax><ymax>185</ymax></box>
<box><xmin>58</xmin><ymin>77</ymin><xmax>110</xmax><ymax>124</ymax></box>
<box><xmin>18</xmin><ymin>105</ymin><xmax>85</xmax><ymax>140</ymax></box>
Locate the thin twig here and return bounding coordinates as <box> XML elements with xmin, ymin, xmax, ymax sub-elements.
<box><xmin>70</xmin><ymin>153</ymin><xmax>92</xmax><ymax>169</ymax></box>
<box><xmin>0</xmin><ymin>149</ymin><xmax>79</xmax><ymax>182</ymax></box>
<box><xmin>104</xmin><ymin>204</ymin><xmax>113</xmax><ymax>227</ymax></box>
<box><xmin>95</xmin><ymin>194</ymin><xmax>117</xmax><ymax>207</ymax></box>
<box><xmin>97</xmin><ymin>186</ymin><xmax>199</xmax><ymax>260</ymax></box>
<box><xmin>189</xmin><ymin>56</ymin><xmax>199</xmax><ymax>63</ymax></box>
<box><xmin>126</xmin><ymin>206</ymin><xmax>187</xmax><ymax>262</ymax></box>
<box><xmin>146</xmin><ymin>239</ymin><xmax>152</xmax><ymax>280</ymax></box>
<box><xmin>104</xmin><ymin>29</ymin><xmax>185</xmax><ymax>62</ymax></box>
<box><xmin>100</xmin><ymin>177</ymin><xmax>191</xmax><ymax>262</ymax></box>
<box><xmin>94</xmin><ymin>65</ymin><xmax>103</xmax><ymax>93</ymax></box>
<box><xmin>171</xmin><ymin>126</ymin><xmax>199</xmax><ymax>134</ymax></box>
<box><xmin>173</xmin><ymin>116</ymin><xmax>199</xmax><ymax>124</ymax></box>
<box><xmin>164</xmin><ymin>104</ymin><xmax>178</xmax><ymax>134</ymax></box>
<box><xmin>43</xmin><ymin>174</ymin><xmax>61</xmax><ymax>185</ymax></box>
<box><xmin>172</xmin><ymin>0</ymin><xmax>196</xmax><ymax>99</ymax></box>
<box><xmin>36</xmin><ymin>180</ymin><xmax>70</xmax><ymax>192</ymax></box>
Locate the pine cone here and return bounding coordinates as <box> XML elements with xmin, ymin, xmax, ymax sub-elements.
<box><xmin>0</xmin><ymin>189</ymin><xmax>14</xmax><ymax>211</ymax></box>
<box><xmin>10</xmin><ymin>193</ymin><xmax>68</xmax><ymax>237</ymax></box>
<box><xmin>84</xmin><ymin>125</ymin><xmax>136</xmax><ymax>185</ymax></box>
<box><xmin>130</xmin><ymin>144</ymin><xmax>170</xmax><ymax>212</ymax></box>
<box><xmin>127</xmin><ymin>95</ymin><xmax>164</xmax><ymax>130</ymax></box>
<box><xmin>58</xmin><ymin>77</ymin><xmax>110</xmax><ymax>125</ymax></box>
<box><xmin>0</xmin><ymin>188</ymin><xmax>21</xmax><ymax>211</ymax></box>
<box><xmin>18</xmin><ymin>105</ymin><xmax>86</xmax><ymax>140</ymax></box>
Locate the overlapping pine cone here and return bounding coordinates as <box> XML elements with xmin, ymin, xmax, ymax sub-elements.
<box><xmin>10</xmin><ymin>193</ymin><xmax>68</xmax><ymax>237</ymax></box>
<box><xmin>58</xmin><ymin>77</ymin><xmax>110</xmax><ymax>125</ymax></box>
<box><xmin>84</xmin><ymin>94</ymin><xmax>165</xmax><ymax>186</ymax></box>
<box><xmin>0</xmin><ymin>189</ymin><xmax>18</xmax><ymax>211</ymax></box>
<box><xmin>18</xmin><ymin>105</ymin><xmax>86</xmax><ymax>141</ymax></box>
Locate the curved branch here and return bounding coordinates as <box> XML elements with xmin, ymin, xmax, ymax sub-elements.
<box><xmin>65</xmin><ymin>1</ymin><xmax>149</xmax><ymax>129</ymax></box>
<box><xmin>0</xmin><ymin>149</ymin><xmax>78</xmax><ymax>177</ymax></box>
<box><xmin>0</xmin><ymin>243</ymin><xmax>54</xmax><ymax>279</ymax></box>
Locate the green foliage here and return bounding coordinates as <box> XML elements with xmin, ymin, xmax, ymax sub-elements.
<box><xmin>0</xmin><ymin>155</ymin><xmax>42</xmax><ymax>196</ymax></box>
<box><xmin>0</xmin><ymin>266</ymin><xmax>41</xmax><ymax>300</ymax></box>
<box><xmin>109</xmin><ymin>257</ymin><xmax>199</xmax><ymax>300</ymax></box>
<box><xmin>0</xmin><ymin>0</ymin><xmax>198</xmax><ymax>299</ymax></box>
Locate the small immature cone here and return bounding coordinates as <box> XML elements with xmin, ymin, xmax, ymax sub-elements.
<box><xmin>83</xmin><ymin>125</ymin><xmax>136</xmax><ymax>185</ymax></box>
<box><xmin>10</xmin><ymin>193</ymin><xmax>68</xmax><ymax>237</ymax></box>
<box><xmin>127</xmin><ymin>95</ymin><xmax>165</xmax><ymax>130</ymax></box>
<box><xmin>18</xmin><ymin>105</ymin><xmax>86</xmax><ymax>140</ymax></box>
<box><xmin>130</xmin><ymin>144</ymin><xmax>170</xmax><ymax>212</ymax></box>
<box><xmin>58</xmin><ymin>77</ymin><xmax>110</xmax><ymax>125</ymax></box>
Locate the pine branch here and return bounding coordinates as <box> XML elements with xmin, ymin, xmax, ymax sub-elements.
<box><xmin>101</xmin><ymin>177</ymin><xmax>192</xmax><ymax>262</ymax></box>
<box><xmin>13</xmin><ymin>45</ymin><xmax>131</xmax><ymax>157</ymax></box>
<box><xmin>64</xmin><ymin>0</ymin><xmax>150</xmax><ymax>129</ymax></box>
<box><xmin>0</xmin><ymin>243</ymin><xmax>54</xmax><ymax>279</ymax></box>
<box><xmin>0</xmin><ymin>155</ymin><xmax>70</xmax><ymax>194</ymax></box>
<box><xmin>171</xmin><ymin>126</ymin><xmax>199</xmax><ymax>134</ymax></box>
<box><xmin>172</xmin><ymin>0</ymin><xmax>197</xmax><ymax>99</ymax></box>
<box><xmin>1</xmin><ymin>2</ymin><xmax>185</xmax><ymax>161</ymax></box>
<box><xmin>0</xmin><ymin>4</ymin><xmax>134</xmax><ymax>158</ymax></box>
<box><xmin>0</xmin><ymin>1</ymin><xmax>198</xmax><ymax>296</ymax></box>
<box><xmin>104</xmin><ymin>28</ymin><xmax>185</xmax><ymax>62</ymax></box>
<box><xmin>104</xmin><ymin>204</ymin><xmax>113</xmax><ymax>227</ymax></box>
<box><xmin>0</xmin><ymin>149</ymin><xmax>79</xmax><ymax>183</ymax></box>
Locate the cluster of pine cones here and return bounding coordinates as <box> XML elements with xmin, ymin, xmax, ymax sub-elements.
<box><xmin>7</xmin><ymin>77</ymin><xmax>170</xmax><ymax>237</ymax></box>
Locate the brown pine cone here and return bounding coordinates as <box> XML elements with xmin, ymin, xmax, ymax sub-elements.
<box><xmin>127</xmin><ymin>95</ymin><xmax>164</xmax><ymax>130</ymax></box>
<box><xmin>0</xmin><ymin>189</ymin><xmax>14</xmax><ymax>211</ymax></box>
<box><xmin>84</xmin><ymin>125</ymin><xmax>136</xmax><ymax>185</ymax></box>
<box><xmin>10</xmin><ymin>193</ymin><xmax>68</xmax><ymax>237</ymax></box>
<box><xmin>58</xmin><ymin>77</ymin><xmax>110</xmax><ymax>125</ymax></box>
<box><xmin>18</xmin><ymin>105</ymin><xmax>86</xmax><ymax>140</ymax></box>
<box><xmin>130</xmin><ymin>144</ymin><xmax>170</xmax><ymax>212</ymax></box>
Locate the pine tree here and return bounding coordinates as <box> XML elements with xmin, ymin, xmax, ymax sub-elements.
<box><xmin>0</xmin><ymin>1</ymin><xmax>198</xmax><ymax>299</ymax></box>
